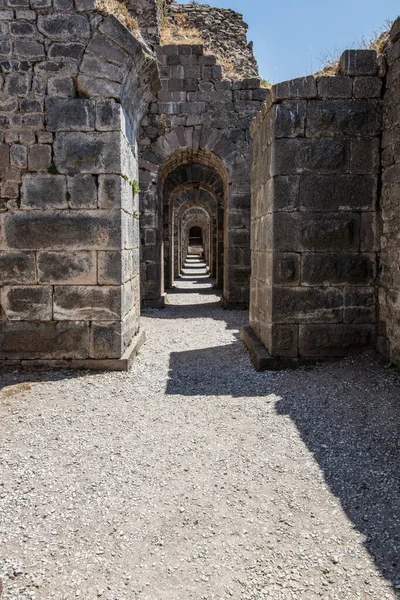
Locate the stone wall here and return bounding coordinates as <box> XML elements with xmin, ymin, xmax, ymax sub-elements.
<box><xmin>127</xmin><ymin>0</ymin><xmax>160</xmax><ymax>47</ymax></box>
<box><xmin>379</xmin><ymin>18</ymin><xmax>400</xmax><ymax>365</ymax></box>
<box><xmin>249</xmin><ymin>51</ymin><xmax>382</xmax><ymax>365</ymax></box>
<box><xmin>163</xmin><ymin>0</ymin><xmax>258</xmax><ymax>80</ymax></box>
<box><xmin>0</xmin><ymin>4</ymin><xmax>159</xmax><ymax>369</ymax></box>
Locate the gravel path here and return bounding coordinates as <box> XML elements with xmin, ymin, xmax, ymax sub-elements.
<box><xmin>0</xmin><ymin>259</ymin><xmax>399</xmax><ymax>600</ymax></box>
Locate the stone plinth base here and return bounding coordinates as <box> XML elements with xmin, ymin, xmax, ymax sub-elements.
<box><xmin>0</xmin><ymin>330</ymin><xmax>146</xmax><ymax>373</ymax></box>
<box><xmin>142</xmin><ymin>294</ymin><xmax>167</xmax><ymax>309</ymax></box>
<box><xmin>240</xmin><ymin>326</ymin><xmax>318</xmax><ymax>371</ymax></box>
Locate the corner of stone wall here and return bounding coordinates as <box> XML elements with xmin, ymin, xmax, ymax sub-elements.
<box><xmin>249</xmin><ymin>51</ymin><xmax>383</xmax><ymax>365</ymax></box>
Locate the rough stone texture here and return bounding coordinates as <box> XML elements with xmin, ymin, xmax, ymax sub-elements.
<box><xmin>250</xmin><ymin>63</ymin><xmax>381</xmax><ymax>361</ymax></box>
<box><xmin>0</xmin><ymin>2</ymin><xmax>159</xmax><ymax>367</ymax></box>
<box><xmin>379</xmin><ymin>17</ymin><xmax>400</xmax><ymax>366</ymax></box>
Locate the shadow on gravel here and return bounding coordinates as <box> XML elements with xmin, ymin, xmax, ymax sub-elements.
<box><xmin>276</xmin><ymin>365</ymin><xmax>400</xmax><ymax>595</ymax></box>
<box><xmin>0</xmin><ymin>368</ymin><xmax>98</xmax><ymax>394</ymax></box>
<box><xmin>166</xmin><ymin>345</ymin><xmax>266</xmax><ymax>397</ymax></box>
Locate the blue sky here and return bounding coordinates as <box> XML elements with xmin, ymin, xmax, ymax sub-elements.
<box><xmin>179</xmin><ymin>0</ymin><xmax>399</xmax><ymax>83</ymax></box>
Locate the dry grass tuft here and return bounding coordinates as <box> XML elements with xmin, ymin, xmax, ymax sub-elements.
<box><xmin>1</xmin><ymin>382</ymin><xmax>32</xmax><ymax>399</ymax></box>
<box><xmin>96</xmin><ymin>0</ymin><xmax>140</xmax><ymax>36</ymax></box>
<box><xmin>161</xmin><ymin>23</ymin><xmax>203</xmax><ymax>46</ymax></box>
<box><xmin>160</xmin><ymin>20</ymin><xmax>244</xmax><ymax>80</ymax></box>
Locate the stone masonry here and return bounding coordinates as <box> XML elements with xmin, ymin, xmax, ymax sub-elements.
<box><xmin>247</xmin><ymin>52</ymin><xmax>382</xmax><ymax>365</ymax></box>
<box><xmin>139</xmin><ymin>43</ymin><xmax>267</xmax><ymax>308</ymax></box>
<box><xmin>3</xmin><ymin>0</ymin><xmax>400</xmax><ymax>373</ymax></box>
<box><xmin>0</xmin><ymin>1</ymin><xmax>159</xmax><ymax>369</ymax></box>
<box><xmin>163</xmin><ymin>0</ymin><xmax>258</xmax><ymax>79</ymax></box>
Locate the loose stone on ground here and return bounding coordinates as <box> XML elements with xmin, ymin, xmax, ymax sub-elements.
<box><xmin>0</xmin><ymin>275</ymin><xmax>399</xmax><ymax>600</ymax></box>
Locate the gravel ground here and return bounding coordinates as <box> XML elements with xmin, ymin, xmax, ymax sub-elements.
<box><xmin>0</xmin><ymin>260</ymin><xmax>399</xmax><ymax>600</ymax></box>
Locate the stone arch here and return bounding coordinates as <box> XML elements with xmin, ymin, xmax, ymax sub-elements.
<box><xmin>138</xmin><ymin>40</ymin><xmax>267</xmax><ymax>308</ymax></box>
<box><xmin>139</xmin><ymin>145</ymin><xmax>235</xmax><ymax>305</ymax></box>
<box><xmin>161</xmin><ymin>153</ymin><xmax>225</xmax><ymax>296</ymax></box>
<box><xmin>180</xmin><ymin>206</ymin><xmax>212</xmax><ymax>274</ymax></box>
<box><xmin>174</xmin><ymin>190</ymin><xmax>217</xmax><ymax>281</ymax></box>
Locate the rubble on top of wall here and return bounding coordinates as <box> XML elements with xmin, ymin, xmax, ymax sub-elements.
<box><xmin>161</xmin><ymin>0</ymin><xmax>259</xmax><ymax>80</ymax></box>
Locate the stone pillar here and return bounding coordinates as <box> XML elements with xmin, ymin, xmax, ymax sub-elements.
<box><xmin>0</xmin><ymin>7</ymin><xmax>159</xmax><ymax>369</ymax></box>
<box><xmin>245</xmin><ymin>51</ymin><xmax>382</xmax><ymax>368</ymax></box>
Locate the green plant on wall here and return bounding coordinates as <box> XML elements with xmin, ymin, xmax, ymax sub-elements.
<box><xmin>122</xmin><ymin>175</ymin><xmax>141</xmax><ymax>195</ymax></box>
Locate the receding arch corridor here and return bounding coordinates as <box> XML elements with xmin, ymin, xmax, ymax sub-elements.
<box><xmin>0</xmin><ymin>284</ymin><xmax>399</xmax><ymax>599</ymax></box>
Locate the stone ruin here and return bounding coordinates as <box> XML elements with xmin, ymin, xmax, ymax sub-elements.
<box><xmin>1</xmin><ymin>0</ymin><xmax>400</xmax><ymax>371</ymax></box>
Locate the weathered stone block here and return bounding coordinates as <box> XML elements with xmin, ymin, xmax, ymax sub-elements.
<box><xmin>98</xmin><ymin>173</ymin><xmax>121</xmax><ymax>208</ymax></box>
<box><xmin>20</xmin><ymin>97</ymin><xmax>43</xmax><ymax>113</ymax></box>
<box><xmin>37</xmin><ymin>14</ymin><xmax>90</xmax><ymax>41</ymax></box>
<box><xmin>271</xmin><ymin>76</ymin><xmax>317</xmax><ymax>100</ymax></box>
<box><xmin>10</xmin><ymin>144</ymin><xmax>27</xmax><ymax>168</ymax></box>
<box><xmin>353</xmin><ymin>76</ymin><xmax>382</xmax><ymax>99</ymax></box>
<box><xmin>38</xmin><ymin>250</ymin><xmax>96</xmax><ymax>284</ymax></box>
<box><xmin>273</xmin><ymin>286</ymin><xmax>343</xmax><ymax>323</ymax></box>
<box><xmin>54</xmin><ymin>132</ymin><xmax>121</xmax><ymax>174</ymax></box>
<box><xmin>21</xmin><ymin>174</ymin><xmax>67</xmax><ymax>209</ymax></box>
<box><xmin>273</xmin><ymin>253</ymin><xmax>300</xmax><ymax>285</ymax></box>
<box><xmin>30</xmin><ymin>0</ymin><xmax>51</xmax><ymax>7</ymax></box>
<box><xmin>98</xmin><ymin>15</ymin><xmax>144</xmax><ymax>56</ymax></box>
<box><xmin>90</xmin><ymin>321</ymin><xmax>122</xmax><ymax>359</ymax></box>
<box><xmin>76</xmin><ymin>75</ymin><xmax>121</xmax><ymax>99</ymax></box>
<box><xmin>0</xmin><ymin>95</ymin><xmax>18</xmax><ymax>113</ymax></box>
<box><xmin>80</xmin><ymin>54</ymin><xmax>125</xmax><ymax>84</ymax></box>
<box><xmin>301</xmin><ymin>253</ymin><xmax>376</xmax><ymax>286</ymax></box>
<box><xmin>274</xmin><ymin>213</ymin><xmax>360</xmax><ymax>252</ymax></box>
<box><xmin>67</xmin><ymin>174</ymin><xmax>97</xmax><ymax>208</ymax></box>
<box><xmin>299</xmin><ymin>324</ymin><xmax>374</xmax><ymax>356</ymax></box>
<box><xmin>86</xmin><ymin>32</ymin><xmax>130</xmax><ymax>65</ymax></box>
<box><xmin>4</xmin><ymin>211</ymin><xmax>121</xmax><ymax>249</ymax></box>
<box><xmin>46</xmin><ymin>98</ymin><xmax>95</xmax><ymax>131</ymax></box>
<box><xmin>274</xmin><ymin>101</ymin><xmax>306</xmax><ymax>138</ymax></box>
<box><xmin>98</xmin><ymin>251</ymin><xmax>122</xmax><ymax>284</ymax></box>
<box><xmin>75</xmin><ymin>0</ymin><xmax>95</xmax><ymax>10</ymax></box>
<box><xmin>339</xmin><ymin>49</ymin><xmax>377</xmax><ymax>76</ymax></box>
<box><xmin>344</xmin><ymin>287</ymin><xmax>376</xmax><ymax>323</ymax></box>
<box><xmin>273</xmin><ymin>139</ymin><xmax>350</xmax><ymax>175</ymax></box>
<box><xmin>350</xmin><ymin>138</ymin><xmax>380</xmax><ymax>174</ymax></box>
<box><xmin>5</xmin><ymin>72</ymin><xmax>30</xmax><ymax>95</ymax></box>
<box><xmin>306</xmin><ymin>100</ymin><xmax>382</xmax><ymax>137</ymax></box>
<box><xmin>34</xmin><ymin>59</ymin><xmax>78</xmax><ymax>78</ymax></box>
<box><xmin>53</xmin><ymin>285</ymin><xmax>121</xmax><ymax>320</ymax></box>
<box><xmin>0</xmin><ymin>321</ymin><xmax>89</xmax><ymax>359</ymax></box>
<box><xmin>13</xmin><ymin>39</ymin><xmax>44</xmax><ymax>59</ymax></box>
<box><xmin>3</xmin><ymin>285</ymin><xmax>52</xmax><ymax>320</ymax></box>
<box><xmin>317</xmin><ymin>76</ymin><xmax>353</xmax><ymax>98</ymax></box>
<box><xmin>299</xmin><ymin>175</ymin><xmax>377</xmax><ymax>212</ymax></box>
<box><xmin>271</xmin><ymin>323</ymin><xmax>298</xmax><ymax>357</ymax></box>
<box><xmin>48</xmin><ymin>42</ymin><xmax>85</xmax><ymax>61</ymax></box>
<box><xmin>0</xmin><ymin>251</ymin><xmax>36</xmax><ymax>284</ymax></box>
<box><xmin>1</xmin><ymin>181</ymin><xmax>19</xmax><ymax>198</ymax></box>
<box><xmin>47</xmin><ymin>76</ymin><xmax>76</xmax><ymax>98</ymax></box>
<box><xmin>28</xmin><ymin>144</ymin><xmax>52</xmax><ymax>171</ymax></box>
<box><xmin>96</xmin><ymin>99</ymin><xmax>121</xmax><ymax>131</ymax></box>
